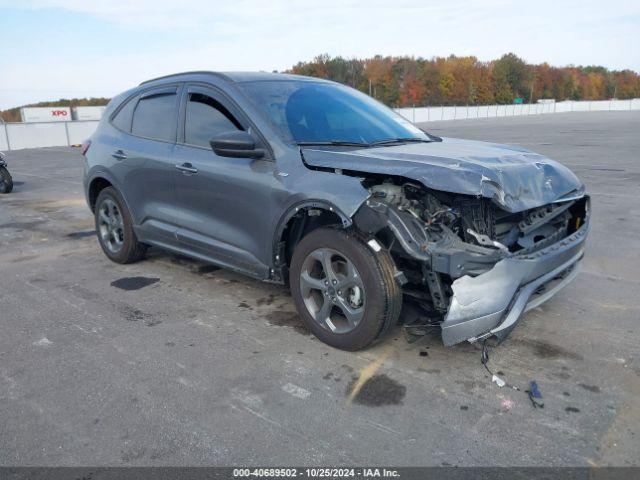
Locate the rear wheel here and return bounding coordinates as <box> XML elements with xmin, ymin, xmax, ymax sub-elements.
<box><xmin>290</xmin><ymin>228</ymin><xmax>401</xmax><ymax>351</ymax></box>
<box><xmin>0</xmin><ymin>166</ymin><xmax>13</xmax><ymax>194</ymax></box>
<box><xmin>94</xmin><ymin>187</ymin><xmax>146</xmax><ymax>264</ymax></box>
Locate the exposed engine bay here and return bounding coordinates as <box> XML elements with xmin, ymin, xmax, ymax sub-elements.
<box><xmin>296</xmin><ymin>140</ymin><xmax>590</xmax><ymax>347</ymax></box>
<box><xmin>352</xmin><ymin>178</ymin><xmax>590</xmax><ymax>338</ymax></box>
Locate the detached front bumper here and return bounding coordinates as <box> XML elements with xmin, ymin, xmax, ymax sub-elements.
<box><xmin>441</xmin><ymin>204</ymin><xmax>590</xmax><ymax>346</ymax></box>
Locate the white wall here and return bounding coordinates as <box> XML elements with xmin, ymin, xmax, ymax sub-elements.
<box><xmin>1</xmin><ymin>99</ymin><xmax>639</xmax><ymax>151</ymax></box>
<box><xmin>395</xmin><ymin>98</ymin><xmax>639</xmax><ymax>123</ymax></box>
<box><xmin>2</xmin><ymin>121</ymin><xmax>98</xmax><ymax>150</ymax></box>
<box><xmin>6</xmin><ymin>123</ymin><xmax>69</xmax><ymax>150</ymax></box>
<box><xmin>0</xmin><ymin>125</ymin><xmax>8</xmax><ymax>151</ymax></box>
<box><xmin>67</xmin><ymin>121</ymin><xmax>100</xmax><ymax>145</ymax></box>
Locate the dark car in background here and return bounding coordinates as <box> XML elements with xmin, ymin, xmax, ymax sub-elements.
<box><xmin>0</xmin><ymin>151</ymin><xmax>13</xmax><ymax>193</ymax></box>
<box><xmin>82</xmin><ymin>72</ymin><xmax>589</xmax><ymax>351</ymax></box>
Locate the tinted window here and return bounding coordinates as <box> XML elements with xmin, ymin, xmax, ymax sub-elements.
<box><xmin>238</xmin><ymin>81</ymin><xmax>428</xmax><ymax>145</ymax></box>
<box><xmin>131</xmin><ymin>92</ymin><xmax>177</xmax><ymax>142</ymax></box>
<box><xmin>185</xmin><ymin>93</ymin><xmax>242</xmax><ymax>148</ymax></box>
<box><xmin>111</xmin><ymin>95</ymin><xmax>137</xmax><ymax>132</ymax></box>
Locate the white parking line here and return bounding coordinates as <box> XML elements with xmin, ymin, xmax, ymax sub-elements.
<box><xmin>282</xmin><ymin>383</ymin><xmax>311</xmax><ymax>400</ymax></box>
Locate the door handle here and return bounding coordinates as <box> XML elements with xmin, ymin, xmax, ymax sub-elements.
<box><xmin>111</xmin><ymin>149</ymin><xmax>127</xmax><ymax>160</ymax></box>
<box><xmin>175</xmin><ymin>163</ymin><xmax>198</xmax><ymax>174</ymax></box>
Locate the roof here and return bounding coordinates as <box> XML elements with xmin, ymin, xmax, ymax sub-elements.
<box><xmin>139</xmin><ymin>71</ymin><xmax>329</xmax><ymax>86</ymax></box>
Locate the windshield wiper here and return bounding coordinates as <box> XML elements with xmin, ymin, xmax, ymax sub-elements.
<box><xmin>297</xmin><ymin>138</ymin><xmax>432</xmax><ymax>148</ymax></box>
<box><xmin>296</xmin><ymin>141</ymin><xmax>370</xmax><ymax>147</ymax></box>
<box><xmin>370</xmin><ymin>137</ymin><xmax>432</xmax><ymax>146</ymax></box>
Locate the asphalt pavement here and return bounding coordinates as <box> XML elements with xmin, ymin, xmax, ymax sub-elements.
<box><xmin>1</xmin><ymin>111</ymin><xmax>638</xmax><ymax>466</ymax></box>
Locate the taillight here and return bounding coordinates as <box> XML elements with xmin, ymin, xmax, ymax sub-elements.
<box><xmin>81</xmin><ymin>140</ymin><xmax>92</xmax><ymax>156</ymax></box>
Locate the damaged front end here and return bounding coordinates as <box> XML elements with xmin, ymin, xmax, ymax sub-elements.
<box><xmin>353</xmin><ymin>180</ymin><xmax>590</xmax><ymax>346</ymax></box>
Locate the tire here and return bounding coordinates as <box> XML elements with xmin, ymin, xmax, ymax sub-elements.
<box><xmin>289</xmin><ymin>228</ymin><xmax>402</xmax><ymax>351</ymax></box>
<box><xmin>0</xmin><ymin>167</ymin><xmax>13</xmax><ymax>194</ymax></box>
<box><xmin>94</xmin><ymin>186</ymin><xmax>146</xmax><ymax>264</ymax></box>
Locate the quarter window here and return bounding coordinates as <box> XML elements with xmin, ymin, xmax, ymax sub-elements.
<box><xmin>185</xmin><ymin>93</ymin><xmax>242</xmax><ymax>148</ymax></box>
<box><xmin>111</xmin><ymin>95</ymin><xmax>137</xmax><ymax>133</ymax></box>
<box><xmin>131</xmin><ymin>92</ymin><xmax>177</xmax><ymax>142</ymax></box>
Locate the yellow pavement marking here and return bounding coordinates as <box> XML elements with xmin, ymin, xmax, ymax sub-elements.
<box><xmin>599</xmin><ymin>303</ymin><xmax>630</xmax><ymax>311</ymax></box>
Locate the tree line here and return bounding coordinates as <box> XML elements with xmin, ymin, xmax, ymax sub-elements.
<box><xmin>2</xmin><ymin>53</ymin><xmax>639</xmax><ymax>121</ymax></box>
<box><xmin>288</xmin><ymin>53</ymin><xmax>640</xmax><ymax>107</ymax></box>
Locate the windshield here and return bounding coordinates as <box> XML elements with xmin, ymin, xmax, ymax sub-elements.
<box><xmin>237</xmin><ymin>80</ymin><xmax>429</xmax><ymax>145</ymax></box>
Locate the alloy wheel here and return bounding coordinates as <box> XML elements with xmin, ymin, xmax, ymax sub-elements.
<box><xmin>97</xmin><ymin>198</ymin><xmax>125</xmax><ymax>253</ymax></box>
<box><xmin>299</xmin><ymin>247</ymin><xmax>366</xmax><ymax>334</ymax></box>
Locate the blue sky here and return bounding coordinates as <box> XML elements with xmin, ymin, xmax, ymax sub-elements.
<box><xmin>1</xmin><ymin>0</ymin><xmax>639</xmax><ymax>110</ymax></box>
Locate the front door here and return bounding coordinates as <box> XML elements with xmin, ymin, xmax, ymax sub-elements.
<box><xmin>173</xmin><ymin>85</ymin><xmax>276</xmax><ymax>277</ymax></box>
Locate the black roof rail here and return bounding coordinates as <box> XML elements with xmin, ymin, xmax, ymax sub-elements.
<box><xmin>139</xmin><ymin>71</ymin><xmax>229</xmax><ymax>86</ymax></box>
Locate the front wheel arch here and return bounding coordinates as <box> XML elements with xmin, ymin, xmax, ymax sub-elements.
<box><xmin>273</xmin><ymin>201</ymin><xmax>353</xmax><ymax>282</ymax></box>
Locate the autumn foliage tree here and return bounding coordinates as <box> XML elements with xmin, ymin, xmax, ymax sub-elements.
<box><xmin>288</xmin><ymin>53</ymin><xmax>640</xmax><ymax>107</ymax></box>
<box><xmin>2</xmin><ymin>54</ymin><xmax>638</xmax><ymax>121</ymax></box>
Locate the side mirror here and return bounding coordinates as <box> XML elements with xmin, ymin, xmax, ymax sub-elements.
<box><xmin>210</xmin><ymin>131</ymin><xmax>264</xmax><ymax>159</ymax></box>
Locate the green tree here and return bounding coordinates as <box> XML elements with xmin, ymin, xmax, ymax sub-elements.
<box><xmin>492</xmin><ymin>53</ymin><xmax>531</xmax><ymax>103</ymax></box>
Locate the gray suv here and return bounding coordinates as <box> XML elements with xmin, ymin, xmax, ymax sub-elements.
<box><xmin>83</xmin><ymin>71</ymin><xmax>589</xmax><ymax>351</ymax></box>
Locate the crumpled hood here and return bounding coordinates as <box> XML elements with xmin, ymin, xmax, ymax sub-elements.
<box><xmin>301</xmin><ymin>137</ymin><xmax>585</xmax><ymax>212</ymax></box>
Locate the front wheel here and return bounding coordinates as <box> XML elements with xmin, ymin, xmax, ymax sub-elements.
<box><xmin>0</xmin><ymin>166</ymin><xmax>13</xmax><ymax>194</ymax></box>
<box><xmin>289</xmin><ymin>228</ymin><xmax>402</xmax><ymax>351</ymax></box>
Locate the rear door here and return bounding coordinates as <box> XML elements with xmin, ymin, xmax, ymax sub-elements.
<box><xmin>113</xmin><ymin>85</ymin><xmax>182</xmax><ymax>246</ymax></box>
<box><xmin>173</xmin><ymin>84</ymin><xmax>276</xmax><ymax>277</ymax></box>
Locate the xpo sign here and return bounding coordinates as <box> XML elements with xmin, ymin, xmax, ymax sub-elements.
<box><xmin>20</xmin><ymin>107</ymin><xmax>72</xmax><ymax>123</ymax></box>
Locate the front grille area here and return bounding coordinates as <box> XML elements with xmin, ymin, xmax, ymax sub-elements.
<box><xmin>461</xmin><ymin>196</ymin><xmax>588</xmax><ymax>254</ymax></box>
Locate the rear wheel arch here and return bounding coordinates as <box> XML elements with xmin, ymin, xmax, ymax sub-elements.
<box><xmin>88</xmin><ymin>176</ymin><xmax>136</xmax><ymax>224</ymax></box>
<box><xmin>88</xmin><ymin>177</ymin><xmax>114</xmax><ymax>212</ymax></box>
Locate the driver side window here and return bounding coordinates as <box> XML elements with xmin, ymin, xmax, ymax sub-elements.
<box><xmin>184</xmin><ymin>93</ymin><xmax>243</xmax><ymax>148</ymax></box>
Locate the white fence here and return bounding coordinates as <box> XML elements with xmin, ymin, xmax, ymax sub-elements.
<box><xmin>395</xmin><ymin>98</ymin><xmax>640</xmax><ymax>123</ymax></box>
<box><xmin>0</xmin><ymin>120</ymin><xmax>99</xmax><ymax>151</ymax></box>
<box><xmin>1</xmin><ymin>98</ymin><xmax>639</xmax><ymax>150</ymax></box>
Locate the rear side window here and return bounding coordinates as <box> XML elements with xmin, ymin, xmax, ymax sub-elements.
<box><xmin>132</xmin><ymin>92</ymin><xmax>177</xmax><ymax>142</ymax></box>
<box><xmin>111</xmin><ymin>96</ymin><xmax>137</xmax><ymax>132</ymax></box>
<box><xmin>185</xmin><ymin>93</ymin><xmax>242</xmax><ymax>148</ymax></box>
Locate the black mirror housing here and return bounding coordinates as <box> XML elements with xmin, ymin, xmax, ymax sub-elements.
<box><xmin>210</xmin><ymin>131</ymin><xmax>264</xmax><ymax>159</ymax></box>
